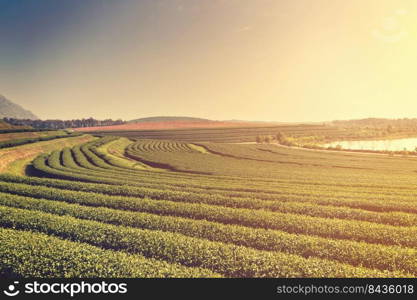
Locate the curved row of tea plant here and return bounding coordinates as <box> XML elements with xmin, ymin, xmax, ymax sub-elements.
<box><xmin>0</xmin><ymin>205</ymin><xmax>407</xmax><ymax>278</ymax></box>
<box><xmin>0</xmin><ymin>191</ymin><xmax>415</xmax><ymax>275</ymax></box>
<box><xmin>5</xmin><ymin>173</ymin><xmax>417</xmax><ymax>217</ymax></box>
<box><xmin>2</xmin><ymin>136</ymin><xmax>417</xmax><ymax>277</ymax></box>
<box><xmin>1</xmin><ymin>178</ymin><xmax>417</xmax><ymax>228</ymax></box>
<box><xmin>29</xmin><ymin>153</ymin><xmax>417</xmax><ymax>216</ymax></box>
<box><xmin>0</xmin><ymin>227</ymin><xmax>218</xmax><ymax>278</ymax></box>
<box><xmin>0</xmin><ymin>180</ymin><xmax>416</xmax><ymax>247</ymax></box>
<box><xmin>127</xmin><ymin>139</ymin><xmax>195</xmax><ymax>153</ymax></box>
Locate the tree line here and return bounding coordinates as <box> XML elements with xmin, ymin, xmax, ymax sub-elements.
<box><xmin>3</xmin><ymin>117</ymin><xmax>125</xmax><ymax>130</ymax></box>
<box><xmin>256</xmin><ymin>132</ymin><xmax>291</xmax><ymax>145</ymax></box>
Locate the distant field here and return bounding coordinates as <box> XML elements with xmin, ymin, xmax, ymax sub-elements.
<box><xmin>0</xmin><ymin>135</ymin><xmax>416</xmax><ymax>277</ymax></box>
<box><xmin>81</xmin><ymin>124</ymin><xmax>350</xmax><ymax>142</ymax></box>
<box><xmin>74</xmin><ymin>120</ymin><xmax>280</xmax><ymax>132</ymax></box>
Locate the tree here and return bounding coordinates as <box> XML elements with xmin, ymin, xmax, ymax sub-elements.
<box><xmin>256</xmin><ymin>135</ymin><xmax>263</xmax><ymax>143</ymax></box>
<box><xmin>264</xmin><ymin>135</ymin><xmax>272</xmax><ymax>143</ymax></box>
<box><xmin>276</xmin><ymin>132</ymin><xmax>285</xmax><ymax>143</ymax></box>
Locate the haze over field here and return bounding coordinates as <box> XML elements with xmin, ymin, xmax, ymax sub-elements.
<box><xmin>1</xmin><ymin>0</ymin><xmax>417</xmax><ymax>122</ymax></box>
<box><xmin>3</xmin><ymin>1</ymin><xmax>417</xmax><ymax>281</ymax></box>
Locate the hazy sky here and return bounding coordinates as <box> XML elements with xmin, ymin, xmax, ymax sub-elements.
<box><xmin>1</xmin><ymin>0</ymin><xmax>417</xmax><ymax>121</ymax></box>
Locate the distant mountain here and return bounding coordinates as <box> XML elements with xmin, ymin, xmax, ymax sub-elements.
<box><xmin>0</xmin><ymin>95</ymin><xmax>38</xmax><ymax>120</ymax></box>
<box><xmin>128</xmin><ymin>116</ymin><xmax>211</xmax><ymax>123</ymax></box>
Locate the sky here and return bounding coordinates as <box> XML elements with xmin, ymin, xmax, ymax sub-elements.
<box><xmin>1</xmin><ymin>0</ymin><xmax>417</xmax><ymax>122</ymax></box>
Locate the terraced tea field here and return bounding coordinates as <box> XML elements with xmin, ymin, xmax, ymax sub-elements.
<box><xmin>85</xmin><ymin>124</ymin><xmax>348</xmax><ymax>143</ymax></box>
<box><xmin>1</xmin><ymin>136</ymin><xmax>417</xmax><ymax>277</ymax></box>
<box><xmin>0</xmin><ymin>130</ymin><xmax>66</xmax><ymax>142</ymax></box>
<box><xmin>0</xmin><ymin>134</ymin><xmax>94</xmax><ymax>175</ymax></box>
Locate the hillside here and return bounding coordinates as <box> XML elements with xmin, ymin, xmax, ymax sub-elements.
<box><xmin>0</xmin><ymin>94</ymin><xmax>38</xmax><ymax>120</ymax></box>
<box><xmin>0</xmin><ymin>120</ymin><xmax>14</xmax><ymax>129</ymax></box>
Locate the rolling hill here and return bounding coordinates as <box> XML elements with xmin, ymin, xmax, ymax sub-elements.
<box><xmin>75</xmin><ymin>116</ymin><xmax>281</xmax><ymax>132</ymax></box>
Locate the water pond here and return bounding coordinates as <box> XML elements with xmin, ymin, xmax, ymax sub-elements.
<box><xmin>324</xmin><ymin>137</ymin><xmax>417</xmax><ymax>151</ymax></box>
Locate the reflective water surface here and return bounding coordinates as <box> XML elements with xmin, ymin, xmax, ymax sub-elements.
<box><xmin>324</xmin><ymin>137</ymin><xmax>417</xmax><ymax>151</ymax></box>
